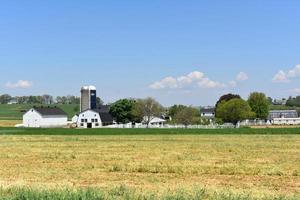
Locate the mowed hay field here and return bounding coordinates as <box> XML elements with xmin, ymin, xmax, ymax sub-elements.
<box><xmin>0</xmin><ymin>129</ymin><xmax>299</xmax><ymax>199</ymax></box>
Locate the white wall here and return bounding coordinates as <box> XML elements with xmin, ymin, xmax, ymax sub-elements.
<box><xmin>273</xmin><ymin>118</ymin><xmax>300</xmax><ymax>125</ymax></box>
<box><xmin>23</xmin><ymin>109</ymin><xmax>68</xmax><ymax>128</ymax></box>
<box><xmin>23</xmin><ymin>109</ymin><xmax>42</xmax><ymax>128</ymax></box>
<box><xmin>77</xmin><ymin>110</ymin><xmax>102</xmax><ymax>128</ymax></box>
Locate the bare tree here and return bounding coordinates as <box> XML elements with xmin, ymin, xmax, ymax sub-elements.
<box><xmin>133</xmin><ymin>97</ymin><xmax>163</xmax><ymax>128</ymax></box>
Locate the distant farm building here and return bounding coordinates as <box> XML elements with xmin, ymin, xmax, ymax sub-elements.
<box><xmin>80</xmin><ymin>85</ymin><xmax>97</xmax><ymax>112</ymax></box>
<box><xmin>200</xmin><ymin>106</ymin><xmax>215</xmax><ymax>119</ymax></box>
<box><xmin>23</xmin><ymin>107</ymin><xmax>68</xmax><ymax>128</ymax></box>
<box><xmin>73</xmin><ymin>107</ymin><xmax>114</xmax><ymax>128</ymax></box>
<box><xmin>142</xmin><ymin>116</ymin><xmax>166</xmax><ymax>127</ymax></box>
<box><xmin>268</xmin><ymin>110</ymin><xmax>300</xmax><ymax>125</ymax></box>
<box><xmin>268</xmin><ymin>110</ymin><xmax>298</xmax><ymax>120</ymax></box>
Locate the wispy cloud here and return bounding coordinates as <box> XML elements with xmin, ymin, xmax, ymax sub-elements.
<box><xmin>149</xmin><ymin>71</ymin><xmax>226</xmax><ymax>90</ymax></box>
<box><xmin>289</xmin><ymin>88</ymin><xmax>300</xmax><ymax>94</ymax></box>
<box><xmin>236</xmin><ymin>72</ymin><xmax>248</xmax><ymax>81</ymax></box>
<box><xmin>5</xmin><ymin>80</ymin><xmax>33</xmax><ymax>89</ymax></box>
<box><xmin>273</xmin><ymin>64</ymin><xmax>300</xmax><ymax>83</ymax></box>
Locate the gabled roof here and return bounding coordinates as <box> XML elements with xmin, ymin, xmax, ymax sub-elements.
<box><xmin>99</xmin><ymin>112</ymin><xmax>114</xmax><ymax>123</ymax></box>
<box><xmin>94</xmin><ymin>105</ymin><xmax>110</xmax><ymax>113</ymax></box>
<box><xmin>200</xmin><ymin>107</ymin><xmax>215</xmax><ymax>113</ymax></box>
<box><xmin>78</xmin><ymin>107</ymin><xmax>114</xmax><ymax>124</ymax></box>
<box><xmin>34</xmin><ymin>107</ymin><xmax>67</xmax><ymax>116</ymax></box>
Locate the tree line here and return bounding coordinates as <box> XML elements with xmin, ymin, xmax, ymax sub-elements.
<box><xmin>1</xmin><ymin>92</ymin><xmax>271</xmax><ymax>126</ymax></box>
<box><xmin>0</xmin><ymin>94</ymin><xmax>81</xmax><ymax>104</ymax></box>
<box><xmin>108</xmin><ymin>92</ymin><xmax>270</xmax><ymax>126</ymax></box>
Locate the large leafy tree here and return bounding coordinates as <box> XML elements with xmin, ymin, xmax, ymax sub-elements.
<box><xmin>174</xmin><ymin>106</ymin><xmax>199</xmax><ymax>128</ymax></box>
<box><xmin>216</xmin><ymin>98</ymin><xmax>255</xmax><ymax>125</ymax></box>
<box><xmin>132</xmin><ymin>97</ymin><xmax>163</xmax><ymax>127</ymax></box>
<box><xmin>168</xmin><ymin>104</ymin><xmax>187</xmax><ymax>118</ymax></box>
<box><xmin>215</xmin><ymin>93</ymin><xmax>241</xmax><ymax>117</ymax></box>
<box><xmin>109</xmin><ymin>99</ymin><xmax>136</xmax><ymax>124</ymax></box>
<box><xmin>0</xmin><ymin>94</ymin><xmax>12</xmax><ymax>104</ymax></box>
<box><xmin>248</xmin><ymin>92</ymin><xmax>269</xmax><ymax>119</ymax></box>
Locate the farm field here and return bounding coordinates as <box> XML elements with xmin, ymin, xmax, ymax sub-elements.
<box><xmin>0</xmin><ymin>104</ymin><xmax>79</xmax><ymax>120</ymax></box>
<box><xmin>0</xmin><ymin>128</ymin><xmax>299</xmax><ymax>199</ymax></box>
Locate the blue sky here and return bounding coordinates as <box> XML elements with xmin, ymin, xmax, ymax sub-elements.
<box><xmin>1</xmin><ymin>1</ymin><xmax>300</xmax><ymax>106</ymax></box>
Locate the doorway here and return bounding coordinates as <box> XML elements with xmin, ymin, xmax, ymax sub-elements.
<box><xmin>87</xmin><ymin>123</ymin><xmax>92</xmax><ymax>128</ymax></box>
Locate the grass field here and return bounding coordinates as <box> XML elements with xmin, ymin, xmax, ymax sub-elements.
<box><xmin>0</xmin><ymin>128</ymin><xmax>299</xmax><ymax>199</ymax></box>
<box><xmin>0</xmin><ymin>104</ymin><xmax>79</xmax><ymax>120</ymax></box>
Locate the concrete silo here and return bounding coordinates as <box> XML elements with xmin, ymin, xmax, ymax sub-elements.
<box><xmin>80</xmin><ymin>85</ymin><xmax>97</xmax><ymax>112</ymax></box>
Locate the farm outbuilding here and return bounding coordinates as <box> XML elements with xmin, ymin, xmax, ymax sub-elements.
<box><xmin>73</xmin><ymin>107</ymin><xmax>114</xmax><ymax>128</ymax></box>
<box><xmin>23</xmin><ymin>107</ymin><xmax>68</xmax><ymax>128</ymax></box>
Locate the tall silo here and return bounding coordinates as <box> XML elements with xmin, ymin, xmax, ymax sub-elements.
<box><xmin>80</xmin><ymin>86</ymin><xmax>97</xmax><ymax>112</ymax></box>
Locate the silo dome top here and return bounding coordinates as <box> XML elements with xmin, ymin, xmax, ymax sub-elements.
<box><xmin>81</xmin><ymin>85</ymin><xmax>96</xmax><ymax>90</ymax></box>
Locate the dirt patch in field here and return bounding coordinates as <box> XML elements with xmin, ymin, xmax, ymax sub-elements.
<box><xmin>0</xmin><ymin>120</ymin><xmax>22</xmax><ymax>127</ymax></box>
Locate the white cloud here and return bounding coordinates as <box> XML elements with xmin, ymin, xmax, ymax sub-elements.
<box><xmin>149</xmin><ymin>77</ymin><xmax>177</xmax><ymax>89</ymax></box>
<box><xmin>289</xmin><ymin>88</ymin><xmax>300</xmax><ymax>94</ymax></box>
<box><xmin>149</xmin><ymin>71</ymin><xmax>226</xmax><ymax>90</ymax></box>
<box><xmin>228</xmin><ymin>80</ymin><xmax>237</xmax><ymax>87</ymax></box>
<box><xmin>273</xmin><ymin>64</ymin><xmax>300</xmax><ymax>83</ymax></box>
<box><xmin>287</xmin><ymin>65</ymin><xmax>300</xmax><ymax>77</ymax></box>
<box><xmin>5</xmin><ymin>80</ymin><xmax>33</xmax><ymax>89</ymax></box>
<box><xmin>236</xmin><ymin>72</ymin><xmax>248</xmax><ymax>81</ymax></box>
<box><xmin>272</xmin><ymin>70</ymin><xmax>289</xmax><ymax>83</ymax></box>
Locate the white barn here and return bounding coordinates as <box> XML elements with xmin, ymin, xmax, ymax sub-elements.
<box><xmin>273</xmin><ymin>118</ymin><xmax>300</xmax><ymax>125</ymax></box>
<box><xmin>73</xmin><ymin>108</ymin><xmax>114</xmax><ymax>128</ymax></box>
<box><xmin>23</xmin><ymin>107</ymin><xmax>68</xmax><ymax>128</ymax></box>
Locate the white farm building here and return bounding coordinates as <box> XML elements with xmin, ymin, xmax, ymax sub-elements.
<box><xmin>72</xmin><ymin>106</ymin><xmax>114</xmax><ymax>128</ymax></box>
<box><xmin>23</xmin><ymin>107</ymin><xmax>68</xmax><ymax>128</ymax></box>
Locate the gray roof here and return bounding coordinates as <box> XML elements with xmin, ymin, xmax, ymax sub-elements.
<box><xmin>34</xmin><ymin>107</ymin><xmax>67</xmax><ymax>116</ymax></box>
<box><xmin>99</xmin><ymin>112</ymin><xmax>114</xmax><ymax>124</ymax></box>
<box><xmin>200</xmin><ymin>107</ymin><xmax>215</xmax><ymax>113</ymax></box>
<box><xmin>268</xmin><ymin>110</ymin><xmax>298</xmax><ymax>120</ymax></box>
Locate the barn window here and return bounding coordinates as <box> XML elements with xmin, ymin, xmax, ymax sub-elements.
<box><xmin>95</xmin><ymin>119</ymin><xmax>98</xmax><ymax>122</ymax></box>
<box><xmin>80</xmin><ymin>123</ymin><xmax>84</xmax><ymax>127</ymax></box>
<box><xmin>81</xmin><ymin>119</ymin><xmax>84</xmax><ymax>123</ymax></box>
<box><xmin>85</xmin><ymin>119</ymin><xmax>88</xmax><ymax>122</ymax></box>
<box><xmin>92</xmin><ymin>119</ymin><xmax>95</xmax><ymax>122</ymax></box>
<box><xmin>95</xmin><ymin>123</ymin><xmax>99</xmax><ymax>126</ymax></box>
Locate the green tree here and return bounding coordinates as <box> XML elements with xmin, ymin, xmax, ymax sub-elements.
<box><xmin>109</xmin><ymin>99</ymin><xmax>135</xmax><ymax>124</ymax></box>
<box><xmin>132</xmin><ymin>97</ymin><xmax>163</xmax><ymax>127</ymax></box>
<box><xmin>167</xmin><ymin>104</ymin><xmax>187</xmax><ymax>118</ymax></box>
<box><xmin>174</xmin><ymin>106</ymin><xmax>199</xmax><ymax>128</ymax></box>
<box><xmin>248</xmin><ymin>92</ymin><xmax>269</xmax><ymax>119</ymax></box>
<box><xmin>0</xmin><ymin>94</ymin><xmax>12</xmax><ymax>104</ymax></box>
<box><xmin>216</xmin><ymin>98</ymin><xmax>255</xmax><ymax>125</ymax></box>
<box><xmin>96</xmin><ymin>97</ymin><xmax>104</xmax><ymax>107</ymax></box>
<box><xmin>215</xmin><ymin>93</ymin><xmax>241</xmax><ymax>117</ymax></box>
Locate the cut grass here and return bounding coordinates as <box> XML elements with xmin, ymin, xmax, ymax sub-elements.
<box><xmin>0</xmin><ymin>134</ymin><xmax>299</xmax><ymax>198</ymax></box>
<box><xmin>1</xmin><ymin>127</ymin><xmax>300</xmax><ymax>135</ymax></box>
<box><xmin>0</xmin><ymin>120</ymin><xmax>21</xmax><ymax>127</ymax></box>
<box><xmin>0</xmin><ymin>186</ymin><xmax>298</xmax><ymax>200</ymax></box>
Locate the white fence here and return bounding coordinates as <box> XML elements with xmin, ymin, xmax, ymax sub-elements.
<box><xmin>105</xmin><ymin>123</ymin><xmax>235</xmax><ymax>129</ymax></box>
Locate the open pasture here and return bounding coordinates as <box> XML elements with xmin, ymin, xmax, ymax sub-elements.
<box><xmin>0</xmin><ymin>128</ymin><xmax>299</xmax><ymax>199</ymax></box>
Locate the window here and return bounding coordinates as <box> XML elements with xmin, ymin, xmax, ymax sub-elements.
<box><xmin>85</xmin><ymin>119</ymin><xmax>88</xmax><ymax>122</ymax></box>
<box><xmin>95</xmin><ymin>119</ymin><xmax>98</xmax><ymax>122</ymax></box>
<box><xmin>80</xmin><ymin>123</ymin><xmax>84</xmax><ymax>127</ymax></box>
<box><xmin>92</xmin><ymin>119</ymin><xmax>95</xmax><ymax>122</ymax></box>
<box><xmin>81</xmin><ymin>119</ymin><xmax>84</xmax><ymax>123</ymax></box>
<box><xmin>95</xmin><ymin>123</ymin><xmax>99</xmax><ymax>127</ymax></box>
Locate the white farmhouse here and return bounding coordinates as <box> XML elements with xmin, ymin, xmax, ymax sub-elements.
<box><xmin>74</xmin><ymin>108</ymin><xmax>114</xmax><ymax>128</ymax></box>
<box><xmin>143</xmin><ymin>116</ymin><xmax>166</xmax><ymax>127</ymax></box>
<box><xmin>23</xmin><ymin>107</ymin><xmax>68</xmax><ymax>128</ymax></box>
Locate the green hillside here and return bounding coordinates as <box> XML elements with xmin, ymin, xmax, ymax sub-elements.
<box><xmin>0</xmin><ymin>104</ymin><xmax>79</xmax><ymax>120</ymax></box>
